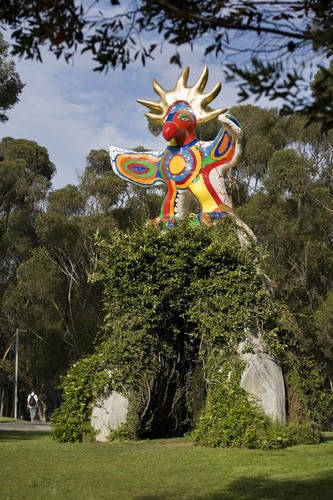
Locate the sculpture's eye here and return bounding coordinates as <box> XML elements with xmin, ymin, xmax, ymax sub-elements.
<box><xmin>178</xmin><ymin>114</ymin><xmax>189</xmax><ymax>122</ymax></box>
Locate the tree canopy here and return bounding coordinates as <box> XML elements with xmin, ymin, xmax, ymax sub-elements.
<box><xmin>0</xmin><ymin>31</ymin><xmax>24</xmax><ymax>122</ymax></box>
<box><xmin>1</xmin><ymin>1</ymin><xmax>332</xmax><ymax>127</ymax></box>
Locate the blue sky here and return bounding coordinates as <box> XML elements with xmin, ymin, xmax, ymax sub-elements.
<box><xmin>2</xmin><ymin>30</ymin><xmax>273</xmax><ymax>190</ymax></box>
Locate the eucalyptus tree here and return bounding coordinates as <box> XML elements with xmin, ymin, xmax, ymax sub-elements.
<box><xmin>228</xmin><ymin>104</ymin><xmax>290</xmax><ymax>205</ymax></box>
<box><xmin>314</xmin><ymin>291</ymin><xmax>333</xmax><ymax>392</ymax></box>
<box><xmin>235</xmin><ymin>109</ymin><xmax>333</xmax><ymax>420</ymax></box>
<box><xmin>0</xmin><ymin>144</ymin><xmax>164</xmax><ymax>417</ymax></box>
<box><xmin>0</xmin><ymin>32</ymin><xmax>23</xmax><ymax>123</ymax></box>
<box><xmin>0</xmin><ymin>136</ymin><xmax>55</xmax><ymax>416</ymax></box>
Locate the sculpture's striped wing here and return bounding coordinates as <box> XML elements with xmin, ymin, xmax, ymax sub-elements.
<box><xmin>201</xmin><ymin>115</ymin><xmax>243</xmax><ymax>172</ymax></box>
<box><xmin>202</xmin><ymin>128</ymin><xmax>235</xmax><ymax>168</ymax></box>
<box><xmin>109</xmin><ymin>146</ymin><xmax>164</xmax><ymax>187</ymax></box>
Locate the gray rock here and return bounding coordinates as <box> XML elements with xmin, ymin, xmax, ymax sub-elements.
<box><xmin>239</xmin><ymin>336</ymin><xmax>286</xmax><ymax>424</ymax></box>
<box><xmin>91</xmin><ymin>391</ymin><xmax>128</xmax><ymax>442</ymax></box>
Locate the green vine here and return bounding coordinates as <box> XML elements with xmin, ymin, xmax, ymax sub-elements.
<box><xmin>52</xmin><ymin>220</ymin><xmax>321</xmax><ymax>446</ymax></box>
<box><xmin>192</xmin><ymin>357</ymin><xmax>291</xmax><ymax>449</ymax></box>
<box><xmin>51</xmin><ymin>353</ymin><xmax>109</xmax><ymax>443</ymax></box>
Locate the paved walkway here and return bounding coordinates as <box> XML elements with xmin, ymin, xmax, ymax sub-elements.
<box><xmin>0</xmin><ymin>420</ymin><xmax>51</xmax><ymax>432</ymax></box>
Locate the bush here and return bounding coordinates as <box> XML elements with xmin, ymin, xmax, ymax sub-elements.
<box><xmin>51</xmin><ymin>354</ymin><xmax>109</xmax><ymax>443</ymax></box>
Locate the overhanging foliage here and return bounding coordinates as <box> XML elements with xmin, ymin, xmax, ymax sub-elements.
<box><xmin>1</xmin><ymin>1</ymin><xmax>332</xmax><ymax>128</ymax></box>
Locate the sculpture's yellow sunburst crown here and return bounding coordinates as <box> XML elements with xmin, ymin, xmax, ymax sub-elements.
<box><xmin>137</xmin><ymin>66</ymin><xmax>227</xmax><ymax>125</ymax></box>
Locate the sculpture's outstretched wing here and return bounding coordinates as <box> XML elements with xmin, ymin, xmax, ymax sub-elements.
<box><xmin>109</xmin><ymin>146</ymin><xmax>165</xmax><ymax>187</ymax></box>
<box><xmin>201</xmin><ymin>114</ymin><xmax>244</xmax><ymax>173</ymax></box>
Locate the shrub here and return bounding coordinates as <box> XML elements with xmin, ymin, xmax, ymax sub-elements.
<box><xmin>51</xmin><ymin>354</ymin><xmax>109</xmax><ymax>443</ymax></box>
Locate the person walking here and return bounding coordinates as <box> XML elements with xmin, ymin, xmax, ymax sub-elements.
<box><xmin>27</xmin><ymin>391</ymin><xmax>38</xmax><ymax>422</ymax></box>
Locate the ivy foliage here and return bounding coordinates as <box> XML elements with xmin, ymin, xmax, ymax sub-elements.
<box><xmin>51</xmin><ymin>354</ymin><xmax>109</xmax><ymax>443</ymax></box>
<box><xmin>52</xmin><ymin>220</ymin><xmax>320</xmax><ymax>446</ymax></box>
<box><xmin>192</xmin><ymin>360</ymin><xmax>292</xmax><ymax>449</ymax></box>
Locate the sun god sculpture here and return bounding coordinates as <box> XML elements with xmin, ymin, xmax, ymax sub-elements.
<box><xmin>109</xmin><ymin>66</ymin><xmax>245</xmax><ymax>228</ymax></box>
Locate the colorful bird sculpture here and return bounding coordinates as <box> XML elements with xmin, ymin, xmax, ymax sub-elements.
<box><xmin>109</xmin><ymin>66</ymin><xmax>244</xmax><ymax>228</ymax></box>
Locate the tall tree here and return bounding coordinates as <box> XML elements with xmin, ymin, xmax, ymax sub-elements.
<box><xmin>0</xmin><ymin>142</ymin><xmax>163</xmax><ymax>418</ymax></box>
<box><xmin>235</xmin><ymin>107</ymin><xmax>333</xmax><ymax>414</ymax></box>
<box><xmin>0</xmin><ymin>32</ymin><xmax>24</xmax><ymax>123</ymax></box>
<box><xmin>228</xmin><ymin>105</ymin><xmax>290</xmax><ymax>205</ymax></box>
<box><xmin>0</xmin><ymin>137</ymin><xmax>55</xmax><ymax>416</ymax></box>
<box><xmin>1</xmin><ymin>1</ymin><xmax>332</xmax><ymax>127</ymax></box>
<box><xmin>79</xmin><ymin>149</ymin><xmax>128</xmax><ymax>215</ymax></box>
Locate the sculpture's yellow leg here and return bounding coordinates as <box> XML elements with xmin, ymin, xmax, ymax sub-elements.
<box><xmin>189</xmin><ymin>174</ymin><xmax>232</xmax><ymax>214</ymax></box>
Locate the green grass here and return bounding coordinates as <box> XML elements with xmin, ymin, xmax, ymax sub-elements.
<box><xmin>1</xmin><ymin>429</ymin><xmax>333</xmax><ymax>499</ymax></box>
<box><xmin>0</xmin><ymin>417</ymin><xmax>21</xmax><ymax>422</ymax></box>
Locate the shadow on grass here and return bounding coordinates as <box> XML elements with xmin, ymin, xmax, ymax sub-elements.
<box><xmin>135</xmin><ymin>472</ymin><xmax>333</xmax><ymax>500</ymax></box>
<box><xmin>215</xmin><ymin>473</ymin><xmax>333</xmax><ymax>500</ymax></box>
<box><xmin>0</xmin><ymin>431</ymin><xmax>50</xmax><ymax>441</ymax></box>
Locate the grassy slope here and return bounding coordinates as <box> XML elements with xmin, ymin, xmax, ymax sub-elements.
<box><xmin>1</xmin><ymin>432</ymin><xmax>333</xmax><ymax>499</ymax></box>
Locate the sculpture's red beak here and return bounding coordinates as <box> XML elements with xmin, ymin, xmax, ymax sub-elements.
<box><xmin>162</xmin><ymin>121</ymin><xmax>179</xmax><ymax>142</ymax></box>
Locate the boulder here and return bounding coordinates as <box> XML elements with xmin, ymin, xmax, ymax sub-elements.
<box><xmin>91</xmin><ymin>391</ymin><xmax>128</xmax><ymax>442</ymax></box>
<box><xmin>239</xmin><ymin>336</ymin><xmax>286</xmax><ymax>424</ymax></box>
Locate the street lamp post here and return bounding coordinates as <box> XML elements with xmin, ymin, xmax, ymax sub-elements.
<box><xmin>14</xmin><ymin>329</ymin><xmax>19</xmax><ymax>419</ymax></box>
<box><xmin>13</xmin><ymin>328</ymin><xmax>26</xmax><ymax>419</ymax></box>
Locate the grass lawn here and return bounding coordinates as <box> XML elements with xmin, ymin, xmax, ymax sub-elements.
<box><xmin>0</xmin><ymin>428</ymin><xmax>332</xmax><ymax>499</ymax></box>
<box><xmin>0</xmin><ymin>417</ymin><xmax>22</xmax><ymax>422</ymax></box>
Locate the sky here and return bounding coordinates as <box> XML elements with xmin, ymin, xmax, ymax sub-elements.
<box><xmin>2</xmin><ymin>29</ymin><xmax>271</xmax><ymax>191</ymax></box>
